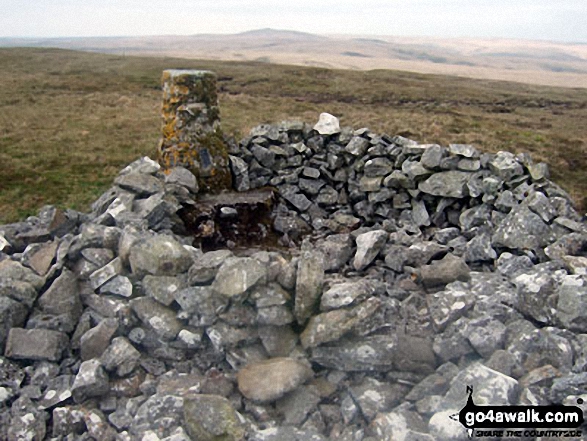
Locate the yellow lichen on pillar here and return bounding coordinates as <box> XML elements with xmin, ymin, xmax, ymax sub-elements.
<box><xmin>157</xmin><ymin>69</ymin><xmax>232</xmax><ymax>193</ymax></box>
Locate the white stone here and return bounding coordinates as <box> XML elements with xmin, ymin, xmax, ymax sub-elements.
<box><xmin>313</xmin><ymin>113</ymin><xmax>340</xmax><ymax>135</ymax></box>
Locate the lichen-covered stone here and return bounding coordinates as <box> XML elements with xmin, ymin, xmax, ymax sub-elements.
<box><xmin>183</xmin><ymin>394</ymin><xmax>245</xmax><ymax>441</ymax></box>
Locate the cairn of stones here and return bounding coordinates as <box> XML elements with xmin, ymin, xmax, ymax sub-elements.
<box><xmin>0</xmin><ymin>70</ymin><xmax>586</xmax><ymax>441</ymax></box>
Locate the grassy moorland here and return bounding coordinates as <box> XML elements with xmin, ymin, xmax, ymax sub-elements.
<box><xmin>0</xmin><ymin>47</ymin><xmax>585</xmax><ymax>223</ymax></box>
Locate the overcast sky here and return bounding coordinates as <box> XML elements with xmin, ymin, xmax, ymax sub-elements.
<box><xmin>2</xmin><ymin>0</ymin><xmax>586</xmax><ymax>43</ymax></box>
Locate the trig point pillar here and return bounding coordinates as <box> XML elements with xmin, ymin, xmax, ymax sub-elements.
<box><xmin>158</xmin><ymin>69</ymin><xmax>232</xmax><ymax>192</ymax></box>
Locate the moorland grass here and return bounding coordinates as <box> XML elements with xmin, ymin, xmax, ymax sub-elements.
<box><xmin>0</xmin><ymin>47</ymin><xmax>585</xmax><ymax>223</ymax></box>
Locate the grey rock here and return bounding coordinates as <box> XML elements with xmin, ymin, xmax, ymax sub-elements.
<box><xmin>129</xmin><ymin>235</ymin><xmax>193</xmax><ymax>277</ymax></box>
<box><xmin>320</xmin><ymin>279</ymin><xmax>379</xmax><ymax>311</ymax></box>
<box><xmin>496</xmin><ymin>252</ymin><xmax>534</xmax><ymax>278</ymax></box>
<box><xmin>212</xmin><ymin>257</ymin><xmax>267</xmax><ymax>301</ymax></box>
<box><xmin>349</xmin><ymin>377</ymin><xmax>408</xmax><ymax>421</ymax></box>
<box><xmin>119</xmin><ymin>156</ymin><xmax>161</xmax><ymax>175</ymax></box>
<box><xmin>550</xmin><ymin>372</ymin><xmax>587</xmax><ymax>403</ymax></box>
<box><xmin>527</xmin><ymin>191</ymin><xmax>557</xmax><ymax>222</ymax></box>
<box><xmin>130</xmin><ymin>394</ymin><xmax>185</xmax><ymax>438</ymax></box>
<box><xmin>5</xmin><ymin>328</ymin><xmax>68</xmax><ymax>361</ymax></box>
<box><xmin>449</xmin><ymin>143</ymin><xmax>480</xmax><ymax>158</ymax></box>
<box><xmin>464</xmin><ymin>231</ymin><xmax>497</xmax><ymax>263</ymax></box>
<box><xmin>428</xmin><ymin>410</ymin><xmax>469</xmax><ymax>441</ymax></box>
<box><xmin>427</xmin><ymin>281</ymin><xmax>475</xmax><ymax>331</ymax></box>
<box><xmin>7</xmin><ymin>397</ymin><xmax>48</xmax><ymax>441</ymax></box>
<box><xmin>345</xmin><ymin>136</ymin><xmax>370</xmax><ymax>156</ymax></box>
<box><xmin>26</xmin><ymin>240</ymin><xmax>59</xmax><ymax>276</ymax></box>
<box><xmin>316</xmin><ymin>186</ymin><xmax>339</xmax><ymax>206</ymax></box>
<box><xmin>0</xmin><ymin>259</ymin><xmax>44</xmax><ymax>290</ymax></box>
<box><xmin>250</xmin><ymin>282</ymin><xmax>291</xmax><ymax>308</ymax></box>
<box><xmin>0</xmin><ymin>279</ymin><xmax>37</xmax><ymax>308</ymax></box>
<box><xmin>229</xmin><ymin>155</ymin><xmax>250</xmax><ymax>192</ymax></box>
<box><xmin>38</xmin><ymin>374</ymin><xmax>74</xmax><ymax>409</ymax></box>
<box><xmin>458</xmin><ymin>159</ymin><xmax>480</xmax><ymax>171</ymax></box>
<box><xmin>71</xmin><ymin>359</ymin><xmax>110</xmax><ymax>402</ymax></box>
<box><xmin>459</xmin><ymin>204</ymin><xmax>492</xmax><ymax>231</ymax></box>
<box><xmin>463</xmin><ymin>317</ymin><xmax>507</xmax><ymax>358</ymax></box>
<box><xmin>364</xmin><ymin>157</ymin><xmax>394</xmax><ymax>177</ymax></box>
<box><xmin>114</xmin><ymin>172</ymin><xmax>164</xmax><ymax>196</ymax></box>
<box><xmin>0</xmin><ymin>298</ymin><xmax>27</xmax><ymax>351</ymax></box>
<box><xmin>165</xmin><ymin>167</ymin><xmax>198</xmax><ymax>193</ymax></box>
<box><xmin>545</xmin><ymin>232</ymin><xmax>587</xmax><ymax>260</ymax></box>
<box><xmin>100</xmin><ymin>336</ymin><xmax>141</xmax><ymax>377</ymax></box>
<box><xmin>183</xmin><ymin>394</ymin><xmax>245</xmax><ymax>441</ymax></box>
<box><xmin>418</xmin><ymin>171</ymin><xmax>471</xmax><ymax>198</ymax></box>
<box><xmin>368</xmin><ymin>407</ymin><xmax>428</xmax><ymax>441</ymax></box>
<box><xmin>556</xmin><ymin>275</ymin><xmax>587</xmax><ymax>332</ymax></box>
<box><xmin>277</xmin><ymin>385</ymin><xmax>321</xmax><ymax>426</ymax></box>
<box><xmin>494</xmin><ymin>189</ymin><xmax>517</xmax><ymax>212</ymax></box>
<box><xmin>420</xmin><ymin>144</ymin><xmax>446</xmax><ymax>169</ymax></box>
<box><xmin>89</xmin><ymin>256</ymin><xmax>123</xmax><ymax>290</ymax></box>
<box><xmin>492</xmin><ymin>204</ymin><xmax>554</xmax><ymax>251</ymax></box>
<box><xmin>257</xmin><ymin>305</ymin><xmax>295</xmax><ymax>326</ymax></box>
<box><xmin>359</xmin><ymin>176</ymin><xmax>383</xmax><ymax>192</ymax></box>
<box><xmin>143</xmin><ymin>275</ymin><xmax>186</xmax><ymax>306</ymax></box>
<box><xmin>315</xmin><ymin>234</ymin><xmax>353</xmax><ymax>272</ymax></box>
<box><xmin>302</xmin><ymin>166</ymin><xmax>321</xmax><ymax>179</ymax></box>
<box><xmin>295</xmin><ymin>249</ymin><xmax>325</xmax><ymax>325</ymax></box>
<box><xmin>402</xmin><ymin>160</ymin><xmax>431</xmax><ymax>181</ymax></box>
<box><xmin>488</xmin><ymin>151</ymin><xmax>524</xmax><ymax>181</ymax></box>
<box><xmin>353</xmin><ymin>230</ymin><xmax>388</xmax><ymax>271</ymax></box>
<box><xmin>299</xmin><ymin>178</ymin><xmax>326</xmax><ymax>195</ymax></box>
<box><xmin>131</xmin><ymin>297</ymin><xmax>183</xmax><ymax>340</ymax></box>
<box><xmin>281</xmin><ymin>188</ymin><xmax>313</xmax><ymax>212</ymax></box>
<box><xmin>313</xmin><ymin>113</ymin><xmax>340</xmax><ymax>136</ymax></box>
<box><xmin>188</xmin><ymin>249</ymin><xmax>233</xmax><ymax>284</ymax></box>
<box><xmin>206</xmin><ymin>322</ymin><xmax>258</xmax><ymax>351</ymax></box>
<box><xmin>99</xmin><ymin>275</ymin><xmax>133</xmax><ymax>298</ymax></box>
<box><xmin>80</xmin><ymin>318</ymin><xmax>119</xmax><ymax>361</ymax></box>
<box><xmin>507</xmin><ymin>324</ymin><xmax>574</xmax><ymax>374</ymax></box>
<box><xmin>175</xmin><ymin>286</ymin><xmax>228</xmax><ymax>326</ymax></box>
<box><xmin>527</xmin><ymin>162</ymin><xmax>550</xmax><ymax>180</ymax></box>
<box><xmin>300</xmin><ymin>298</ymin><xmax>382</xmax><ymax>349</ymax></box>
<box><xmin>249</xmin><ymin>426</ymin><xmax>326</xmax><ymax>441</ymax></box>
<box><xmin>411</xmin><ymin>199</ymin><xmax>430</xmax><ymax>227</ymax></box>
<box><xmin>443</xmin><ymin>361</ymin><xmax>519</xmax><ymax>407</ymax></box>
<box><xmin>513</xmin><ymin>265</ymin><xmax>558</xmax><ymax>324</ymax></box>
<box><xmin>418</xmin><ymin>254</ymin><xmax>470</xmax><ymax>289</ymax></box>
<box><xmin>258</xmin><ymin>325</ymin><xmax>298</xmax><ymax>357</ymax></box>
<box><xmin>237</xmin><ymin>357</ymin><xmax>314</xmax><ymax>403</ymax></box>
<box><xmin>384</xmin><ymin>170</ymin><xmax>412</xmax><ymax>189</ymax></box>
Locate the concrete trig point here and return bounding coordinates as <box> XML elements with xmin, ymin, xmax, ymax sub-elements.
<box><xmin>158</xmin><ymin>69</ymin><xmax>232</xmax><ymax>192</ymax></box>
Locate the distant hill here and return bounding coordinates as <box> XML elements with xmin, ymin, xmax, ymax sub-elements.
<box><xmin>2</xmin><ymin>29</ymin><xmax>587</xmax><ymax>88</ymax></box>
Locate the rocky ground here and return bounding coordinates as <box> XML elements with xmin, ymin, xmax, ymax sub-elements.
<box><xmin>1</xmin><ymin>114</ymin><xmax>586</xmax><ymax>440</ymax></box>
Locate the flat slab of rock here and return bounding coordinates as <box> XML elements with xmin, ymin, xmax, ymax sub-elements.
<box><xmin>237</xmin><ymin>357</ymin><xmax>313</xmax><ymax>403</ymax></box>
<box><xmin>130</xmin><ymin>297</ymin><xmax>183</xmax><ymax>340</ymax></box>
<box><xmin>5</xmin><ymin>328</ymin><xmax>68</xmax><ymax>361</ymax></box>
<box><xmin>300</xmin><ymin>297</ymin><xmax>382</xmax><ymax>349</ymax></box>
<box><xmin>311</xmin><ymin>333</ymin><xmax>436</xmax><ymax>374</ymax></box>
<box><xmin>418</xmin><ymin>170</ymin><xmax>471</xmax><ymax>198</ymax></box>
<box><xmin>211</xmin><ymin>257</ymin><xmax>267</xmax><ymax>300</ymax></box>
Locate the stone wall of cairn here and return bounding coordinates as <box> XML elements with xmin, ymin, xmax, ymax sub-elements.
<box><xmin>0</xmin><ymin>86</ymin><xmax>587</xmax><ymax>440</ymax></box>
